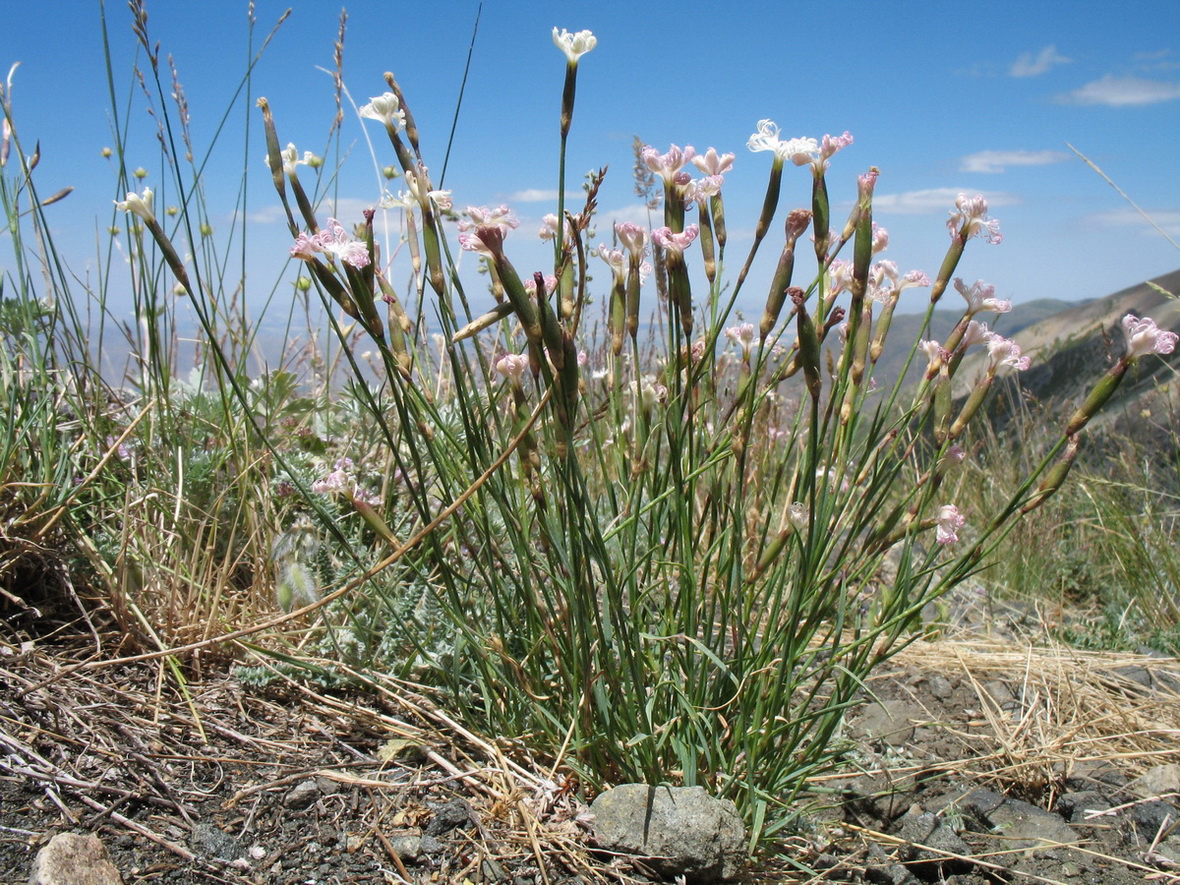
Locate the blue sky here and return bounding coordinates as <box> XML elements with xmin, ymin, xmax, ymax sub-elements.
<box><xmin>2</xmin><ymin>0</ymin><xmax>1179</xmax><ymax>328</ymax></box>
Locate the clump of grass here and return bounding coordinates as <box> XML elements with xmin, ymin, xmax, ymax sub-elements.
<box><xmin>3</xmin><ymin>5</ymin><xmax>1176</xmax><ymax>849</ymax></box>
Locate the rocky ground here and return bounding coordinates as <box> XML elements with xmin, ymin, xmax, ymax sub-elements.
<box><xmin>3</xmin><ymin>605</ymin><xmax>1180</xmax><ymax>885</ymax></box>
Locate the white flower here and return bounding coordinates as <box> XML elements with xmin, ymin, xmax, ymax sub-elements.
<box><xmin>746</xmin><ymin>119</ymin><xmax>818</xmax><ymax>165</ymax></box>
<box><xmin>359</xmin><ymin>92</ymin><xmax>406</xmax><ymax>131</ymax></box>
<box><xmin>552</xmin><ymin>27</ymin><xmax>596</xmax><ymax>63</ymax></box>
<box><xmin>268</xmin><ymin>143</ymin><xmax>316</xmax><ymax>176</ymax></box>
<box><xmin>115</xmin><ymin>187</ymin><xmax>155</xmax><ymax>224</ymax></box>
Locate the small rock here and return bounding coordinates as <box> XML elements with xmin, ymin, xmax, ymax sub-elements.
<box><xmin>190</xmin><ymin>822</ymin><xmax>241</xmax><ymax>861</ymax></box>
<box><xmin>980</xmin><ymin>680</ymin><xmax>1017</xmax><ymax>712</ymax></box>
<box><xmin>894</xmin><ymin>808</ymin><xmax>972</xmax><ymax>874</ymax></box>
<box><xmin>1131</xmin><ymin>799</ymin><xmax>1180</xmax><ymax>840</ymax></box>
<box><xmin>1065</xmin><ymin>759</ymin><xmax>1127</xmax><ymax>790</ymax></box>
<box><xmin>29</xmin><ymin>832</ymin><xmax>124</xmax><ymax>885</ymax></box>
<box><xmin>424</xmin><ymin>798</ymin><xmax>474</xmax><ymax>836</ymax></box>
<box><xmin>388</xmin><ymin>832</ymin><xmax>427</xmax><ymax>862</ymax></box>
<box><xmin>1055</xmin><ymin>791</ymin><xmax>1110</xmax><ymax>823</ymax></box>
<box><xmin>1128</xmin><ymin>763</ymin><xmax>1180</xmax><ymax>799</ymax></box>
<box><xmin>928</xmin><ymin>676</ymin><xmax>955</xmax><ymax>700</ymax></box>
<box><xmin>847</xmin><ymin>700</ymin><xmax>922</xmax><ymax>747</ymax></box>
<box><xmin>590</xmin><ymin>784</ymin><xmax>745</xmax><ymax>882</ymax></box>
<box><xmin>864</xmin><ymin>844</ymin><xmax>919</xmax><ymax>885</ymax></box>
<box><xmin>283</xmin><ymin>778</ymin><xmax>320</xmax><ymax>810</ymax></box>
<box><xmin>844</xmin><ymin>770</ymin><xmax>919</xmax><ymax>822</ymax></box>
<box><xmin>959</xmin><ymin>791</ymin><xmax>1078</xmax><ymax>853</ymax></box>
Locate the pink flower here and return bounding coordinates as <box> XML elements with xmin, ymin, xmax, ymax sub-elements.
<box><xmin>689</xmin><ymin>175</ymin><xmax>724</xmax><ymax>204</ymax></box>
<box><xmin>691</xmin><ymin>147</ymin><xmax>735</xmax><ymax>178</ymax></box>
<box><xmin>947</xmin><ymin>193</ymin><xmax>1003</xmax><ymax>245</ymax></box>
<box><xmin>871</xmin><ymin>222</ymin><xmax>889</xmax><ymax>254</ymax></box>
<box><xmin>961</xmin><ymin>320</ymin><xmax>992</xmax><ymax>350</ymax></box>
<box><xmin>315</xmin><ymin>218</ymin><xmax>371</xmax><ymax>268</ymax></box>
<box><xmin>901</xmin><ymin>269</ymin><xmax>931</xmax><ymax>289</ymax></box>
<box><xmin>651</xmin><ymin>225</ymin><xmax>699</xmax><ymax>257</ymax></box>
<box><xmin>403</xmin><ymin>168</ymin><xmax>452</xmax><ymax>211</ymax></box>
<box><xmin>812</xmin><ymin>131</ymin><xmax>854</xmax><ymax>174</ymax></box>
<box><xmin>494</xmin><ymin>353</ymin><xmax>530</xmax><ymax>383</ymax></box>
<box><xmin>539</xmin><ymin>212</ymin><xmax>575</xmax><ymax>242</ymax></box>
<box><xmin>867</xmin><ymin>262</ymin><xmax>897</xmax><ymax>302</ymax></box>
<box><xmin>458</xmin><ymin>205</ymin><xmax>519</xmax><ymax>257</ymax></box>
<box><xmin>289</xmin><ymin>218</ymin><xmax>370</xmax><ymax>269</ymax></box>
<box><xmin>523</xmin><ymin>274</ymin><xmax>558</xmax><ymax>297</ymax></box>
<box><xmin>859</xmin><ymin>170</ymin><xmax>880</xmax><ymax>202</ymax></box>
<box><xmin>641</xmin><ymin>144</ymin><xmax>696</xmax><ymax>186</ymax></box>
<box><xmin>459</xmin><ymin>205</ymin><xmax>518</xmax><ymax>235</ymax></box>
<box><xmin>1121</xmin><ymin>314</ymin><xmax>1178</xmax><ymax>360</ymax></box>
<box><xmin>954</xmin><ymin>278</ymin><xmax>1012</xmax><ymax>316</ymax></box>
<box><xmin>985</xmin><ymin>333</ymin><xmax>1030</xmax><ymax>372</ymax></box>
<box><xmin>936</xmin><ymin>504</ymin><xmax>965</xmax><ymax>545</ymax></box>
<box><xmin>597</xmin><ymin>244</ymin><xmax>626</xmax><ymax>281</ymax></box>
<box><xmin>615</xmin><ymin>222</ymin><xmax>648</xmax><ymax>260</ymax></box>
<box><xmin>828</xmin><ymin>259</ymin><xmax>854</xmax><ymax>297</ymax></box>
<box><xmin>920</xmin><ymin>339</ymin><xmax>948</xmax><ymax>376</ymax></box>
<box><xmin>724</xmin><ymin>323</ymin><xmax>759</xmax><ymax>357</ymax></box>
<box><xmin>290</xmin><ymin>231</ymin><xmax>320</xmax><ymax>261</ymax></box>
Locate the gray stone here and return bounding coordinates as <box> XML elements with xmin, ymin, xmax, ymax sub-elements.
<box><xmin>425</xmin><ymin>798</ymin><xmax>474</xmax><ymax>836</ymax></box>
<box><xmin>847</xmin><ymin>700</ymin><xmax>922</xmax><ymax>747</ymax></box>
<box><xmin>590</xmin><ymin>784</ymin><xmax>745</xmax><ymax>882</ymax></box>
<box><xmin>928</xmin><ymin>676</ymin><xmax>955</xmax><ymax>700</ymax></box>
<box><xmin>1055</xmin><ymin>790</ymin><xmax>1110</xmax><ymax>823</ymax></box>
<box><xmin>1131</xmin><ymin>799</ymin><xmax>1180</xmax><ymax>840</ymax></box>
<box><xmin>1128</xmin><ymin>763</ymin><xmax>1180</xmax><ymax>799</ymax></box>
<box><xmin>189</xmin><ymin>822</ymin><xmax>241</xmax><ymax>861</ymax></box>
<box><xmin>894</xmin><ymin>808</ymin><xmax>972</xmax><ymax>874</ymax></box>
<box><xmin>28</xmin><ymin>832</ymin><xmax>124</xmax><ymax>885</ymax></box>
<box><xmin>282</xmin><ymin>778</ymin><xmax>320</xmax><ymax>810</ymax></box>
<box><xmin>954</xmin><ymin>790</ymin><xmax>1077</xmax><ymax>853</ymax></box>
<box><xmin>844</xmin><ymin>769</ymin><xmax>919</xmax><ymax>822</ymax></box>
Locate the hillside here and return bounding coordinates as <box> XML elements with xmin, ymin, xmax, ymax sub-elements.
<box><xmin>951</xmin><ymin>267</ymin><xmax>1180</xmax><ymax>445</ymax></box>
<box><xmin>872</xmin><ymin>296</ymin><xmax>1083</xmax><ymax>389</ymax></box>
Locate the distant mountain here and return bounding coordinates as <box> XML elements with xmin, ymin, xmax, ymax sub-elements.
<box><xmin>948</xmin><ymin>267</ymin><xmax>1180</xmax><ymax>444</ymax></box>
<box><xmin>872</xmin><ymin>296</ymin><xmax>1083</xmax><ymax>390</ymax></box>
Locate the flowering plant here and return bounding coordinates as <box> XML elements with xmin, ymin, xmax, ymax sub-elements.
<box><xmin>110</xmin><ymin>22</ymin><xmax>1175</xmax><ymax>848</ymax></box>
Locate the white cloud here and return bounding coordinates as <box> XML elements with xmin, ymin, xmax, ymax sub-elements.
<box><xmin>871</xmin><ymin>188</ymin><xmax>1020</xmax><ymax>215</ymax></box>
<box><xmin>1060</xmin><ymin>74</ymin><xmax>1180</xmax><ymax>106</ymax></box>
<box><xmin>244</xmin><ymin>205</ymin><xmax>290</xmax><ymax>225</ymax></box>
<box><xmin>595</xmin><ymin>204</ymin><xmax>662</xmax><ymax>230</ymax></box>
<box><xmin>1087</xmin><ymin>207</ymin><xmax>1180</xmax><ymax>237</ymax></box>
<box><xmin>245</xmin><ymin>197</ymin><xmax>385</xmax><ymax>225</ymax></box>
<box><xmin>1010</xmin><ymin>45</ymin><xmax>1071</xmax><ymax>78</ymax></box>
<box><xmin>502</xmin><ymin>188</ymin><xmax>582</xmax><ymax>203</ymax></box>
<box><xmin>959</xmin><ymin>150</ymin><xmax>1070</xmax><ymax>174</ymax></box>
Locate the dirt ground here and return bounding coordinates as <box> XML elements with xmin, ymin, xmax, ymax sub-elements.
<box><xmin>3</xmin><ymin>604</ymin><xmax>1180</xmax><ymax>885</ymax></box>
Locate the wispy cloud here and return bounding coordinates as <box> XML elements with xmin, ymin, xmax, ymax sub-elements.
<box><xmin>1087</xmin><ymin>207</ymin><xmax>1180</xmax><ymax>237</ymax></box>
<box><xmin>1010</xmin><ymin>45</ymin><xmax>1071</xmax><ymax>78</ymax></box>
<box><xmin>872</xmin><ymin>188</ymin><xmax>1020</xmax><ymax>215</ymax></box>
<box><xmin>502</xmin><ymin>188</ymin><xmax>582</xmax><ymax>203</ymax></box>
<box><xmin>595</xmin><ymin>204</ymin><xmax>661</xmax><ymax>230</ymax></box>
<box><xmin>1059</xmin><ymin>74</ymin><xmax>1180</xmax><ymax>106</ymax></box>
<box><xmin>959</xmin><ymin>150</ymin><xmax>1070</xmax><ymax>174</ymax></box>
<box><xmin>245</xmin><ymin>197</ymin><xmax>388</xmax><ymax>226</ymax></box>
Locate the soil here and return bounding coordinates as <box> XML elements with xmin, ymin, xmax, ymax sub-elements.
<box><xmin>3</xmin><ymin>603</ymin><xmax>1180</xmax><ymax>885</ymax></box>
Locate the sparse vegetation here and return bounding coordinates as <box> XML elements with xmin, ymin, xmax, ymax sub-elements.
<box><xmin>1</xmin><ymin>4</ymin><xmax>1178</xmax><ymax>874</ymax></box>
